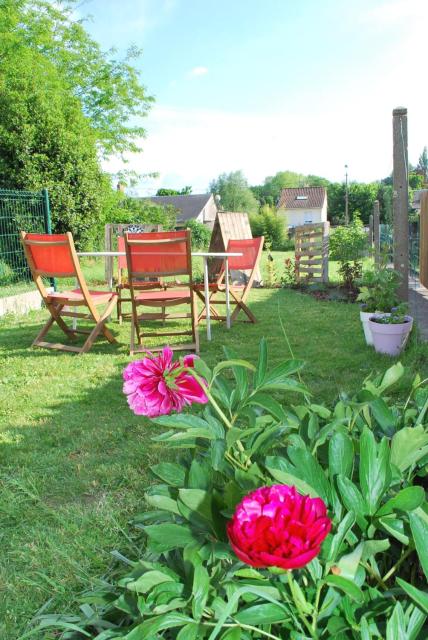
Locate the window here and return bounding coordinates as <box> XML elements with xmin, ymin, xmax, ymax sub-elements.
<box><xmin>296</xmin><ymin>195</ymin><xmax>308</xmax><ymax>200</ymax></box>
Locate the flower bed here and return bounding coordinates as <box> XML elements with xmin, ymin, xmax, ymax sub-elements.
<box><xmin>31</xmin><ymin>343</ymin><xmax>428</xmax><ymax>639</ymax></box>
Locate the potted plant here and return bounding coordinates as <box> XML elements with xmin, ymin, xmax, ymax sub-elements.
<box><xmin>369</xmin><ymin>304</ymin><xmax>413</xmax><ymax>356</ymax></box>
<box><xmin>357</xmin><ymin>266</ymin><xmax>401</xmax><ymax>345</ymax></box>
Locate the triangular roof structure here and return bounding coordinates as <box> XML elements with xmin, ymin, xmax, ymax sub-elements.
<box><xmin>208</xmin><ymin>211</ymin><xmax>262</xmax><ymax>285</ymax></box>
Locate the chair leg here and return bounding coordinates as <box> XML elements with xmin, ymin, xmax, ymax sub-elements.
<box><xmin>80</xmin><ymin>298</ymin><xmax>118</xmax><ymax>354</ymax></box>
<box><xmin>191</xmin><ymin>291</ymin><xmax>200</xmax><ymax>353</ymax></box>
<box><xmin>130</xmin><ymin>316</ymin><xmax>136</xmax><ymax>355</ymax></box>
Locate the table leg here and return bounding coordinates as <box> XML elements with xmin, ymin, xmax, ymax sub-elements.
<box><xmin>225</xmin><ymin>257</ymin><xmax>231</xmax><ymax>329</ymax></box>
<box><xmin>203</xmin><ymin>256</ymin><xmax>211</xmax><ymax>341</ymax></box>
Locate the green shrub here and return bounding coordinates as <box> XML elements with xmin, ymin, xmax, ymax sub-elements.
<box><xmin>185</xmin><ymin>219</ymin><xmax>212</xmax><ymax>249</ymax></box>
<box><xmin>0</xmin><ymin>260</ymin><xmax>13</xmax><ymax>285</ymax></box>
<box><xmin>33</xmin><ymin>343</ymin><xmax>428</xmax><ymax>639</ymax></box>
<box><xmin>330</xmin><ymin>216</ymin><xmax>368</xmax><ymax>289</ymax></box>
<box><xmin>250</xmin><ymin>205</ymin><xmax>285</xmax><ymax>249</ymax></box>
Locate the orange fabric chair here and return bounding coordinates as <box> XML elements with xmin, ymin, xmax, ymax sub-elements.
<box><xmin>20</xmin><ymin>231</ymin><xmax>117</xmax><ymax>354</ymax></box>
<box><xmin>124</xmin><ymin>230</ymin><xmax>199</xmax><ymax>353</ymax></box>
<box><xmin>116</xmin><ymin>235</ymin><xmax>166</xmax><ymax>323</ymax></box>
<box><xmin>194</xmin><ymin>236</ymin><xmax>264</xmax><ymax>324</ymax></box>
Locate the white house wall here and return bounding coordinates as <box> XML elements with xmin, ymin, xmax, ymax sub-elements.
<box><xmin>279</xmin><ymin>206</ymin><xmax>327</xmax><ymax>228</ymax></box>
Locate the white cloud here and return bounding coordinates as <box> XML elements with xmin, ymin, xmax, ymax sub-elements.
<box><xmin>361</xmin><ymin>0</ymin><xmax>428</xmax><ymax>25</ymax></box>
<box><xmin>188</xmin><ymin>66</ymin><xmax>209</xmax><ymax>77</ymax></box>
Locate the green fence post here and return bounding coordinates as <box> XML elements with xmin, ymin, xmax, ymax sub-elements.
<box><xmin>42</xmin><ymin>188</ymin><xmax>52</xmax><ymax>233</ymax></box>
<box><xmin>42</xmin><ymin>188</ymin><xmax>55</xmax><ymax>289</ymax></box>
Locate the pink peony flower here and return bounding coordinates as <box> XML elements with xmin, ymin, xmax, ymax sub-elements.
<box><xmin>123</xmin><ymin>347</ymin><xmax>208</xmax><ymax>417</ymax></box>
<box><xmin>227</xmin><ymin>485</ymin><xmax>331</xmax><ymax>570</ymax></box>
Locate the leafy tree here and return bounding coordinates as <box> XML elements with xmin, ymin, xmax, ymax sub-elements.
<box><xmin>3</xmin><ymin>0</ymin><xmax>153</xmax><ymax>156</ymax></box>
<box><xmin>0</xmin><ymin>0</ymin><xmax>154</xmax><ymax>247</ymax></box>
<box><xmin>252</xmin><ymin>171</ymin><xmax>330</xmax><ymax>205</ymax></box>
<box><xmin>106</xmin><ymin>194</ymin><xmax>177</xmax><ymax>230</ymax></box>
<box><xmin>416</xmin><ymin>146</ymin><xmax>428</xmax><ymax>181</ymax></box>
<box><xmin>327</xmin><ymin>182</ymin><xmax>378</xmax><ymax>225</ymax></box>
<box><xmin>184</xmin><ymin>219</ymin><xmax>211</xmax><ymax>249</ymax></box>
<box><xmin>209</xmin><ymin>170</ymin><xmax>258</xmax><ymax>214</ymax></box>
<box><xmin>249</xmin><ymin>205</ymin><xmax>285</xmax><ymax>250</ymax></box>
<box><xmin>156</xmin><ymin>186</ymin><xmax>192</xmax><ymax>196</ymax></box>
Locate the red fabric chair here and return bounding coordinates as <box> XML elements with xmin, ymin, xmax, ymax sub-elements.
<box><xmin>20</xmin><ymin>231</ymin><xmax>117</xmax><ymax>354</ymax></box>
<box><xmin>124</xmin><ymin>230</ymin><xmax>199</xmax><ymax>353</ymax></box>
<box><xmin>116</xmin><ymin>235</ymin><xmax>165</xmax><ymax>323</ymax></box>
<box><xmin>194</xmin><ymin>236</ymin><xmax>264</xmax><ymax>324</ymax></box>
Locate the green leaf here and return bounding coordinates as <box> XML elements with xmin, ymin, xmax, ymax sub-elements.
<box><xmin>336</xmin><ymin>542</ymin><xmax>363</xmax><ymax>581</ymax></box>
<box><xmin>151</xmin><ymin>463</ymin><xmax>186</xmax><ymax>487</ymax></box>
<box><xmin>254</xmin><ymin>336</ymin><xmax>268</xmax><ymax>387</ymax></box>
<box><xmin>386</xmin><ymin>602</ymin><xmax>406</xmax><ymax>640</ymax></box>
<box><xmin>193</xmin><ymin>357</ymin><xmax>212</xmax><ymax>382</ymax></box>
<box><xmin>178</xmin><ymin>489</ymin><xmax>212</xmax><ymax>521</ymax></box>
<box><xmin>213</xmin><ymin>359</ymin><xmax>256</xmax><ymax>377</ymax></box>
<box><xmin>410</xmin><ymin>511</ymin><xmax>428</xmax><ymax>581</ymax></box>
<box><xmin>145</xmin><ymin>494</ymin><xmax>180</xmax><ymax>515</ymax></box>
<box><xmin>144</xmin><ymin>524</ymin><xmax>199</xmax><ymax>552</ymax></box>
<box><xmin>177</xmin><ymin>624</ymin><xmax>200</xmax><ymax>640</ymax></box>
<box><xmin>152</xmin><ymin>414</ymin><xmax>210</xmax><ymax>430</ymax></box>
<box><xmin>397</xmin><ymin>578</ymin><xmax>428</xmax><ymax>615</ymax></box>
<box><xmin>246</xmin><ymin>392</ymin><xmax>287</xmax><ymax>421</ymax></box>
<box><xmin>327</xmin><ymin>511</ymin><xmax>356</xmax><ymax>565</ymax></box>
<box><xmin>370</xmin><ymin>397</ymin><xmax>396</xmax><ymax>434</ymax></box>
<box><xmin>323</xmin><ymin>575</ymin><xmax>364</xmax><ymax>602</ymax></box>
<box><xmin>124</xmin><ymin>613</ymin><xmax>194</xmax><ymax>639</ymax></box>
<box><xmin>192</xmin><ymin>562</ymin><xmax>210</xmax><ymax>620</ymax></box>
<box><xmin>234</xmin><ymin>602</ymin><xmax>289</xmax><ymax>625</ymax></box>
<box><xmin>329</xmin><ymin>432</ymin><xmax>353</xmax><ymax>478</ymax></box>
<box><xmin>377</xmin><ymin>486</ymin><xmax>425</xmax><ymax>517</ymax></box>
<box><xmin>361</xmin><ymin>539</ymin><xmax>390</xmax><ymax>562</ymax></box>
<box><xmin>336</xmin><ymin>475</ymin><xmax>368</xmax><ymax>528</ymax></box>
<box><xmin>359</xmin><ymin>427</ymin><xmax>391</xmax><ymax>515</ymax></box>
<box><xmin>379</xmin><ymin>362</ymin><xmax>404</xmax><ymax>392</ymax></box>
<box><xmin>188</xmin><ymin>460</ymin><xmax>210</xmax><ymax>489</ymax></box>
<box><xmin>211</xmin><ymin>439</ymin><xmax>226</xmax><ymax>471</ymax></box>
<box><xmin>391</xmin><ymin>425</ymin><xmax>428</xmax><ymax>472</ymax></box>
<box><xmin>127</xmin><ymin>570</ymin><xmax>176</xmax><ymax>594</ymax></box>
<box><xmin>266</xmin><ymin>464</ymin><xmax>319</xmax><ymax>498</ymax></box>
<box><xmin>378</xmin><ymin>516</ymin><xmax>409</xmax><ymax>545</ymax></box>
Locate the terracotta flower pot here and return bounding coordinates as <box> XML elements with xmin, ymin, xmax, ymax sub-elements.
<box><xmin>369</xmin><ymin>315</ymin><xmax>413</xmax><ymax>356</ymax></box>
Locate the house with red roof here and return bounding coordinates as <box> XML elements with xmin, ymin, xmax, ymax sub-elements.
<box><xmin>277</xmin><ymin>186</ymin><xmax>327</xmax><ymax>229</ymax></box>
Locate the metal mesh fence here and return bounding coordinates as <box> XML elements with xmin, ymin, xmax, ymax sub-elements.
<box><xmin>0</xmin><ymin>189</ymin><xmax>50</xmax><ymax>294</ymax></box>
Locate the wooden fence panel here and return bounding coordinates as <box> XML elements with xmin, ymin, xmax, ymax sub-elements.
<box><xmin>419</xmin><ymin>192</ymin><xmax>428</xmax><ymax>288</ymax></box>
<box><xmin>295</xmin><ymin>222</ymin><xmax>329</xmax><ymax>283</ymax></box>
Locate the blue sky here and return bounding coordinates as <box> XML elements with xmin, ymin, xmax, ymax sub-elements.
<box><xmin>78</xmin><ymin>0</ymin><xmax>428</xmax><ymax>194</ymax></box>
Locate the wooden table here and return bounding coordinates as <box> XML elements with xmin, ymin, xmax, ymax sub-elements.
<box><xmin>77</xmin><ymin>250</ymin><xmax>242</xmax><ymax>341</ymax></box>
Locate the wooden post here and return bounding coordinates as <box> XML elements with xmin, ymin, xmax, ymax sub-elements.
<box><xmin>369</xmin><ymin>214</ymin><xmax>374</xmax><ymax>248</ymax></box>
<box><xmin>373</xmin><ymin>200</ymin><xmax>380</xmax><ymax>266</ymax></box>
<box><xmin>322</xmin><ymin>221</ymin><xmax>330</xmax><ymax>283</ymax></box>
<box><xmin>419</xmin><ymin>192</ymin><xmax>428</xmax><ymax>288</ymax></box>
<box><xmin>392</xmin><ymin>107</ymin><xmax>409</xmax><ymax>301</ymax></box>
<box><xmin>105</xmin><ymin>223</ymin><xmax>113</xmax><ymax>286</ymax></box>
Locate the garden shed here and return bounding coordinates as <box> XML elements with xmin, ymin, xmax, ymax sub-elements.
<box><xmin>208</xmin><ymin>211</ymin><xmax>262</xmax><ymax>285</ymax></box>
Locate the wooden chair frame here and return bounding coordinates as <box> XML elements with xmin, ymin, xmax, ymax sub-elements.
<box><xmin>115</xmin><ymin>235</ymin><xmax>166</xmax><ymax>324</ymax></box>
<box><xmin>195</xmin><ymin>236</ymin><xmax>264</xmax><ymax>325</ymax></box>
<box><xmin>20</xmin><ymin>231</ymin><xmax>117</xmax><ymax>354</ymax></box>
<box><xmin>124</xmin><ymin>230</ymin><xmax>199</xmax><ymax>354</ymax></box>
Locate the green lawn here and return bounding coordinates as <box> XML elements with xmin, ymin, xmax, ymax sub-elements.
<box><xmin>2</xmin><ymin>277</ymin><xmax>428</xmax><ymax>638</ymax></box>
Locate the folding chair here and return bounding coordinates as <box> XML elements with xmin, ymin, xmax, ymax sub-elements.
<box><xmin>194</xmin><ymin>236</ymin><xmax>264</xmax><ymax>324</ymax></box>
<box><xmin>116</xmin><ymin>235</ymin><xmax>166</xmax><ymax>324</ymax></box>
<box><xmin>124</xmin><ymin>230</ymin><xmax>199</xmax><ymax>354</ymax></box>
<box><xmin>20</xmin><ymin>231</ymin><xmax>118</xmax><ymax>354</ymax></box>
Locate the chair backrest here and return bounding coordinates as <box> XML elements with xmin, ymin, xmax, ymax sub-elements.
<box><xmin>117</xmin><ymin>235</ymin><xmax>127</xmax><ymax>271</ymax></box>
<box><xmin>20</xmin><ymin>232</ymin><xmax>77</xmax><ymax>278</ymax></box>
<box><xmin>226</xmin><ymin>237</ymin><xmax>264</xmax><ymax>272</ymax></box>
<box><xmin>124</xmin><ymin>230</ymin><xmax>192</xmax><ymax>279</ymax></box>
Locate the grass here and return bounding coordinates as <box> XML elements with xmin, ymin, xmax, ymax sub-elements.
<box><xmin>2</xmin><ymin>263</ymin><xmax>428</xmax><ymax>638</ymax></box>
